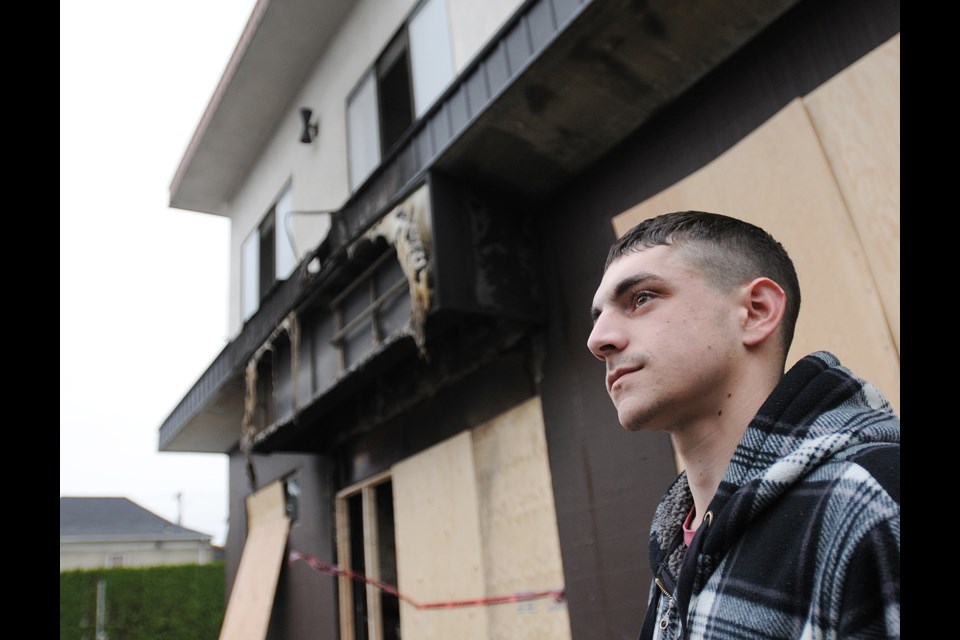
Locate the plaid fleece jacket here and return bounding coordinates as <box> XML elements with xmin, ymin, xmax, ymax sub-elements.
<box><xmin>641</xmin><ymin>352</ymin><xmax>900</xmax><ymax>639</ymax></box>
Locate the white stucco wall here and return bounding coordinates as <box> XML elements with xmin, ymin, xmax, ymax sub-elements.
<box><xmin>224</xmin><ymin>0</ymin><xmax>523</xmax><ymax>335</ymax></box>
<box><xmin>60</xmin><ymin>539</ymin><xmax>215</xmax><ymax>572</ymax></box>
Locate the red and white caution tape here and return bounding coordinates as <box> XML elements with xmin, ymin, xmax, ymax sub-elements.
<box><xmin>289</xmin><ymin>550</ymin><xmax>566</xmax><ymax>610</ymax></box>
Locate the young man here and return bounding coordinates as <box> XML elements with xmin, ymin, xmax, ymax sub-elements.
<box><xmin>587</xmin><ymin>211</ymin><xmax>900</xmax><ymax>639</ymax></box>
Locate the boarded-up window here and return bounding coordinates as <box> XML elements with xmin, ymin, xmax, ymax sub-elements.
<box><xmin>393</xmin><ymin>431</ymin><xmax>487</xmax><ymax>639</ymax></box>
<box><xmin>803</xmin><ymin>35</ymin><xmax>900</xmax><ymax>354</ymax></box>
<box><xmin>611</xmin><ymin>35</ymin><xmax>900</xmax><ymax>413</ymax></box>
<box><xmin>471</xmin><ymin>397</ymin><xmax>572</xmax><ymax>640</ymax></box>
<box><xmin>390</xmin><ymin>397</ymin><xmax>572</xmax><ymax>640</ymax></box>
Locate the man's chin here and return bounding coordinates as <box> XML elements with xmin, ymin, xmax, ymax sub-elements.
<box><xmin>619</xmin><ymin>412</ymin><xmax>648</xmax><ymax>432</ymax></box>
<box><xmin>618</xmin><ymin>407</ymin><xmax>669</xmax><ymax>433</ymax></box>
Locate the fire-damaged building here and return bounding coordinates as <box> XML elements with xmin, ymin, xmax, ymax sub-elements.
<box><xmin>159</xmin><ymin>0</ymin><xmax>899</xmax><ymax>638</ymax></box>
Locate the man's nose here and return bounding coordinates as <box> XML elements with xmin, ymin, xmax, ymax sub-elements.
<box><xmin>587</xmin><ymin>311</ymin><xmax>627</xmax><ymax>361</ymax></box>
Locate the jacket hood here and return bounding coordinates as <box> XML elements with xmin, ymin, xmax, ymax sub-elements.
<box><xmin>649</xmin><ymin>351</ymin><xmax>900</xmax><ymax>571</ymax></box>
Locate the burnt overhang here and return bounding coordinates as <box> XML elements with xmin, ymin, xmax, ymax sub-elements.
<box><xmin>160</xmin><ymin>0</ymin><xmax>801</xmax><ymax>453</ymax></box>
<box><xmin>250</xmin><ymin>173</ymin><xmax>545</xmax><ymax>453</ymax></box>
<box><xmin>160</xmin><ymin>175</ymin><xmax>542</xmax><ymax>453</ymax></box>
<box><xmin>436</xmin><ymin>0</ymin><xmax>804</xmax><ymax>195</ymax></box>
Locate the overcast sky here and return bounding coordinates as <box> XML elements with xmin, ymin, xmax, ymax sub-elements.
<box><xmin>60</xmin><ymin>0</ymin><xmax>259</xmax><ymax>546</ymax></box>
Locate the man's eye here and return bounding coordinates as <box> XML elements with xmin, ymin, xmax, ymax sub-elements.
<box><xmin>632</xmin><ymin>291</ymin><xmax>653</xmax><ymax>309</ymax></box>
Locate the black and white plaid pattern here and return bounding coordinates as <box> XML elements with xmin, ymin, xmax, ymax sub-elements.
<box><xmin>642</xmin><ymin>352</ymin><xmax>900</xmax><ymax>639</ymax></box>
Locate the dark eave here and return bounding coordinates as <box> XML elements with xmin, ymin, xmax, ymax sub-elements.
<box><xmin>435</xmin><ymin>0</ymin><xmax>804</xmax><ymax>195</ymax></box>
<box><xmin>327</xmin><ymin>0</ymin><xmax>800</xmax><ymax>247</ymax></box>
<box><xmin>160</xmin><ymin>0</ymin><xmax>800</xmax><ymax>453</ymax></box>
<box><xmin>169</xmin><ymin>0</ymin><xmax>354</xmax><ymax>215</ymax></box>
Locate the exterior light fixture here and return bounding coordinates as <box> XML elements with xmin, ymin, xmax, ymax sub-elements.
<box><xmin>299</xmin><ymin>108</ymin><xmax>319</xmax><ymax>143</ymax></box>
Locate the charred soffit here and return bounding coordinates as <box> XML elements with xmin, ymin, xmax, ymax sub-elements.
<box><xmin>158</xmin><ymin>175</ymin><xmax>543</xmax><ymax>455</ymax></box>
<box><xmin>243</xmin><ymin>175</ymin><xmax>545</xmax><ymax>454</ymax></box>
<box><xmin>432</xmin><ymin>0</ymin><xmax>802</xmax><ymax>195</ymax></box>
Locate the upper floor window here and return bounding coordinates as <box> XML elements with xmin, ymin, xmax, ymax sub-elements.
<box><xmin>241</xmin><ymin>182</ymin><xmax>297</xmax><ymax>322</ymax></box>
<box><xmin>407</xmin><ymin>0</ymin><xmax>455</xmax><ymax>117</ymax></box>
<box><xmin>347</xmin><ymin>0</ymin><xmax>454</xmax><ymax>191</ymax></box>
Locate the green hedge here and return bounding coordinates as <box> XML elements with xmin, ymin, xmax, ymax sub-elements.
<box><xmin>60</xmin><ymin>562</ymin><xmax>225</xmax><ymax>640</ymax></box>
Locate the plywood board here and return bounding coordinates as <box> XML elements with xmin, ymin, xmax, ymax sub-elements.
<box><xmin>612</xmin><ymin>99</ymin><xmax>899</xmax><ymax>412</ymax></box>
<box><xmin>805</xmin><ymin>34</ymin><xmax>900</xmax><ymax>354</ymax></box>
<box><xmin>392</xmin><ymin>431</ymin><xmax>489</xmax><ymax>640</ymax></box>
<box><xmin>219</xmin><ymin>481</ymin><xmax>291</xmax><ymax>640</ymax></box>
<box><xmin>472</xmin><ymin>396</ymin><xmax>572</xmax><ymax>640</ymax></box>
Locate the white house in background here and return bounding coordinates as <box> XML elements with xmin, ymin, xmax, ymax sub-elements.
<box><xmin>60</xmin><ymin>497</ymin><xmax>216</xmax><ymax>571</ymax></box>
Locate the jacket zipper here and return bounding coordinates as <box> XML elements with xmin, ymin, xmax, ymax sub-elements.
<box><xmin>654</xmin><ymin>577</ymin><xmax>674</xmax><ymax>631</ymax></box>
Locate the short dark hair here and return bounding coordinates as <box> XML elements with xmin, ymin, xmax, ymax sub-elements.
<box><xmin>607</xmin><ymin>211</ymin><xmax>801</xmax><ymax>356</ymax></box>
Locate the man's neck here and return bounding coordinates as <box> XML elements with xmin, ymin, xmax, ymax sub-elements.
<box><xmin>671</xmin><ymin>369</ymin><xmax>780</xmax><ymax>531</ymax></box>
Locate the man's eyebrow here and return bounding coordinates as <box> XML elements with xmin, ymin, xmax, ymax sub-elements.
<box><xmin>590</xmin><ymin>272</ymin><xmax>665</xmax><ymax>324</ymax></box>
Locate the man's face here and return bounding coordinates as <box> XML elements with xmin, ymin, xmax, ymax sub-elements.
<box><xmin>587</xmin><ymin>244</ymin><xmax>745</xmax><ymax>432</ymax></box>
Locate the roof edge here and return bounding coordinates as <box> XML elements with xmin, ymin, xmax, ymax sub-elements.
<box><xmin>61</xmin><ymin>533</ymin><xmax>212</xmax><ymax>543</ymax></box>
<box><xmin>168</xmin><ymin>0</ymin><xmax>271</xmax><ymax>211</ymax></box>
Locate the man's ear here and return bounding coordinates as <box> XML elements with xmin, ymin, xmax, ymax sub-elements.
<box><xmin>740</xmin><ymin>277</ymin><xmax>786</xmax><ymax>347</ymax></box>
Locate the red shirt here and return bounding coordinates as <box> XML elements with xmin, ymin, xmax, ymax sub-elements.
<box><xmin>683</xmin><ymin>507</ymin><xmax>697</xmax><ymax>546</ymax></box>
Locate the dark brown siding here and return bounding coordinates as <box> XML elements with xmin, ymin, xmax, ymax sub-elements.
<box><xmin>339</xmin><ymin>349</ymin><xmax>538</xmax><ymax>487</ymax></box>
<box><xmin>227</xmin><ymin>449</ymin><xmax>338</xmax><ymax>640</ymax></box>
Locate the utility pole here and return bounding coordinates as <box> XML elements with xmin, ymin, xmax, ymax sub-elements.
<box><xmin>95</xmin><ymin>579</ymin><xmax>108</xmax><ymax>640</ymax></box>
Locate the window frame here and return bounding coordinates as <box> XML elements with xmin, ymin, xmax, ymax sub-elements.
<box><xmin>335</xmin><ymin>470</ymin><xmax>399</xmax><ymax>640</ymax></box>
<box><xmin>240</xmin><ymin>181</ymin><xmax>296</xmax><ymax>322</ymax></box>
<box><xmin>328</xmin><ymin>245</ymin><xmax>409</xmax><ymax>373</ymax></box>
<box><xmin>407</xmin><ymin>0</ymin><xmax>455</xmax><ymax>118</ymax></box>
<box><xmin>345</xmin><ymin>0</ymin><xmax>454</xmax><ymax>193</ymax></box>
<box><xmin>346</xmin><ymin>70</ymin><xmax>383</xmax><ymax>192</ymax></box>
